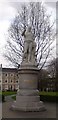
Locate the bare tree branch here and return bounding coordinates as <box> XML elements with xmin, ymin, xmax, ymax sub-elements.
<box><xmin>4</xmin><ymin>2</ymin><xmax>56</xmax><ymax>69</ymax></box>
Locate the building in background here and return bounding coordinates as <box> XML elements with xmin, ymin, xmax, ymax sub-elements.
<box><xmin>0</xmin><ymin>64</ymin><xmax>56</xmax><ymax>91</ymax></box>
<box><xmin>0</xmin><ymin>64</ymin><xmax>19</xmax><ymax>91</ymax></box>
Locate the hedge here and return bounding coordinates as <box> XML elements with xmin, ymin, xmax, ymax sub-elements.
<box><xmin>2</xmin><ymin>91</ymin><xmax>16</xmax><ymax>96</ymax></box>
<box><xmin>12</xmin><ymin>92</ymin><xmax>58</xmax><ymax>103</ymax></box>
<box><xmin>12</xmin><ymin>95</ymin><xmax>58</xmax><ymax>103</ymax></box>
<box><xmin>0</xmin><ymin>95</ymin><xmax>5</xmax><ymax>102</ymax></box>
<box><xmin>39</xmin><ymin>92</ymin><xmax>58</xmax><ymax>102</ymax></box>
<box><xmin>40</xmin><ymin>95</ymin><xmax>58</xmax><ymax>102</ymax></box>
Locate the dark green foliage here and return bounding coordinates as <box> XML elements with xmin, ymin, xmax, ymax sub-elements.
<box><xmin>0</xmin><ymin>95</ymin><xmax>2</xmax><ymax>102</ymax></box>
<box><xmin>2</xmin><ymin>95</ymin><xmax>5</xmax><ymax>102</ymax></box>
<box><xmin>39</xmin><ymin>91</ymin><xmax>57</xmax><ymax>102</ymax></box>
<box><xmin>40</xmin><ymin>95</ymin><xmax>58</xmax><ymax>103</ymax></box>
<box><xmin>2</xmin><ymin>91</ymin><xmax>17</xmax><ymax>96</ymax></box>
<box><xmin>12</xmin><ymin>92</ymin><xmax>58</xmax><ymax>103</ymax></box>
<box><xmin>12</xmin><ymin>95</ymin><xmax>16</xmax><ymax>100</ymax></box>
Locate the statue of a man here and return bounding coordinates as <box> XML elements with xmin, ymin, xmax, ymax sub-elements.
<box><xmin>23</xmin><ymin>27</ymin><xmax>35</xmax><ymax>63</ymax></box>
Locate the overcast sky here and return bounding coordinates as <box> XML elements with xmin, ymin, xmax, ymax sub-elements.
<box><xmin>0</xmin><ymin>0</ymin><xmax>56</xmax><ymax>67</ymax></box>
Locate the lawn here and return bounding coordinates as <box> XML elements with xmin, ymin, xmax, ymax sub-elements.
<box><xmin>0</xmin><ymin>91</ymin><xmax>58</xmax><ymax>102</ymax></box>
<box><xmin>0</xmin><ymin>91</ymin><xmax>58</xmax><ymax>96</ymax></box>
<box><xmin>39</xmin><ymin>91</ymin><xmax>57</xmax><ymax>96</ymax></box>
<box><xmin>0</xmin><ymin>91</ymin><xmax>17</xmax><ymax>96</ymax></box>
<box><xmin>12</xmin><ymin>91</ymin><xmax>58</xmax><ymax>103</ymax></box>
<box><xmin>0</xmin><ymin>91</ymin><xmax>17</xmax><ymax>102</ymax></box>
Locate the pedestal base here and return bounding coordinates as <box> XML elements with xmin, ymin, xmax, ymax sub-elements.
<box><xmin>11</xmin><ymin>92</ymin><xmax>46</xmax><ymax>111</ymax></box>
<box><xmin>11</xmin><ymin>68</ymin><xmax>45</xmax><ymax>112</ymax></box>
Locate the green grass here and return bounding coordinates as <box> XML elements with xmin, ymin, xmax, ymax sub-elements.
<box><xmin>2</xmin><ymin>91</ymin><xmax>17</xmax><ymax>96</ymax></box>
<box><xmin>39</xmin><ymin>91</ymin><xmax>57</xmax><ymax>96</ymax></box>
<box><xmin>0</xmin><ymin>91</ymin><xmax>58</xmax><ymax>96</ymax></box>
<box><xmin>0</xmin><ymin>91</ymin><xmax>16</xmax><ymax>102</ymax></box>
<box><xmin>0</xmin><ymin>91</ymin><xmax>58</xmax><ymax>102</ymax></box>
<box><xmin>11</xmin><ymin>92</ymin><xmax>58</xmax><ymax>102</ymax></box>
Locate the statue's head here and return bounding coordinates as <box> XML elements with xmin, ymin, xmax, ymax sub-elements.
<box><xmin>25</xmin><ymin>26</ymin><xmax>35</xmax><ymax>40</ymax></box>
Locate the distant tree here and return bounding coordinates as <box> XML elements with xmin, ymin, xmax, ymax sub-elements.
<box><xmin>38</xmin><ymin>69</ymin><xmax>48</xmax><ymax>91</ymax></box>
<box><xmin>4</xmin><ymin>2</ymin><xmax>55</xmax><ymax>69</ymax></box>
<box><xmin>47</xmin><ymin>58</ymin><xmax>58</xmax><ymax>91</ymax></box>
<box><xmin>39</xmin><ymin>69</ymin><xmax>48</xmax><ymax>79</ymax></box>
<box><xmin>47</xmin><ymin>58</ymin><xmax>56</xmax><ymax>78</ymax></box>
<box><xmin>56</xmin><ymin>58</ymin><xmax>58</xmax><ymax>91</ymax></box>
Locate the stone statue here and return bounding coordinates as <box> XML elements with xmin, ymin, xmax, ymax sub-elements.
<box><xmin>11</xmin><ymin>27</ymin><xmax>45</xmax><ymax>112</ymax></box>
<box><xmin>22</xmin><ymin>27</ymin><xmax>36</xmax><ymax>64</ymax></box>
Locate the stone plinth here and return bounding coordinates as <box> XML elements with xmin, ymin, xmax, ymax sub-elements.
<box><xmin>18</xmin><ymin>68</ymin><xmax>38</xmax><ymax>89</ymax></box>
<box><xmin>12</xmin><ymin>96</ymin><xmax>45</xmax><ymax>111</ymax></box>
<box><xmin>11</xmin><ymin>67</ymin><xmax>45</xmax><ymax>111</ymax></box>
<box><xmin>11</xmin><ymin>27</ymin><xmax>45</xmax><ymax>111</ymax></box>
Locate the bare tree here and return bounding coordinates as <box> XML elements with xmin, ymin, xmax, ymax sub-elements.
<box><xmin>47</xmin><ymin>58</ymin><xmax>56</xmax><ymax>78</ymax></box>
<box><xmin>4</xmin><ymin>2</ymin><xmax>56</xmax><ymax>69</ymax></box>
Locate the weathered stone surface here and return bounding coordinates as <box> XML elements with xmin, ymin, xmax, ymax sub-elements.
<box><xmin>18</xmin><ymin>69</ymin><xmax>38</xmax><ymax>89</ymax></box>
<box><xmin>11</xmin><ymin>26</ymin><xmax>45</xmax><ymax>111</ymax></box>
<box><xmin>21</xmin><ymin>26</ymin><xmax>37</xmax><ymax>65</ymax></box>
<box><xmin>12</xmin><ymin>95</ymin><xmax>45</xmax><ymax>111</ymax></box>
<box><xmin>17</xmin><ymin>89</ymin><xmax>39</xmax><ymax>96</ymax></box>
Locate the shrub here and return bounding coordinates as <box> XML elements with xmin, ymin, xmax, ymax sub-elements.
<box><xmin>39</xmin><ymin>92</ymin><xmax>57</xmax><ymax>102</ymax></box>
<box><xmin>40</xmin><ymin>95</ymin><xmax>58</xmax><ymax>102</ymax></box>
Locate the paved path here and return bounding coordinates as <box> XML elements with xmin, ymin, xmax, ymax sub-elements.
<box><xmin>1</xmin><ymin>95</ymin><xmax>57</xmax><ymax>118</ymax></box>
<box><xmin>2</xmin><ymin>100</ymin><xmax>56</xmax><ymax>118</ymax></box>
<box><xmin>0</xmin><ymin>102</ymin><xmax>2</xmax><ymax>120</ymax></box>
<box><xmin>5</xmin><ymin>95</ymin><xmax>15</xmax><ymax>102</ymax></box>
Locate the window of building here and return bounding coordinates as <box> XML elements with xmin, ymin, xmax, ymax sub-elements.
<box><xmin>11</xmin><ymin>80</ymin><xmax>12</xmax><ymax>82</ymax></box>
<box><xmin>17</xmin><ymin>74</ymin><xmax>18</xmax><ymax>77</ymax></box>
<box><xmin>5</xmin><ymin>73</ymin><xmax>7</xmax><ymax>76</ymax></box>
<box><xmin>5</xmin><ymin>80</ymin><xmax>7</xmax><ymax>82</ymax></box>
<box><xmin>11</xmin><ymin>73</ymin><xmax>14</xmax><ymax>76</ymax></box>
<box><xmin>16</xmin><ymin>80</ymin><xmax>18</xmax><ymax>83</ymax></box>
<box><xmin>0</xmin><ymin>80</ymin><xmax>1</xmax><ymax>82</ymax></box>
<box><xmin>15</xmin><ymin>85</ymin><xmax>19</xmax><ymax>90</ymax></box>
<box><xmin>5</xmin><ymin>85</ymin><xmax>8</xmax><ymax>90</ymax></box>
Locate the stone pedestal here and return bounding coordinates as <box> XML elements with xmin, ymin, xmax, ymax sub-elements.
<box><xmin>11</xmin><ymin>67</ymin><xmax>45</xmax><ymax>111</ymax></box>
<box><xmin>11</xmin><ymin>27</ymin><xmax>45</xmax><ymax>111</ymax></box>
